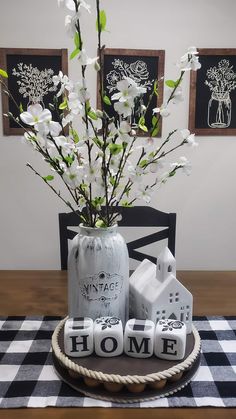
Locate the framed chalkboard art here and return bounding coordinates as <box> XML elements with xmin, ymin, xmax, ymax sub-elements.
<box><xmin>97</xmin><ymin>48</ymin><xmax>165</xmax><ymax>136</ymax></box>
<box><xmin>0</xmin><ymin>48</ymin><xmax>68</xmax><ymax>135</ymax></box>
<box><xmin>189</xmin><ymin>48</ymin><xmax>236</xmax><ymax>136</ymax></box>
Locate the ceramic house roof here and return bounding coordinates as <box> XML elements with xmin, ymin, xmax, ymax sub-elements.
<box><xmin>130</xmin><ymin>258</ymin><xmax>192</xmax><ymax>304</ymax></box>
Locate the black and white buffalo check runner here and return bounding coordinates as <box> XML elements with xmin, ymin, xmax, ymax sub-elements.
<box><xmin>0</xmin><ymin>316</ymin><xmax>235</xmax><ymax>408</ymax></box>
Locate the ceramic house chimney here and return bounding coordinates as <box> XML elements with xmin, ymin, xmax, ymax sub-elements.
<box><xmin>156</xmin><ymin>247</ymin><xmax>176</xmax><ymax>282</ymax></box>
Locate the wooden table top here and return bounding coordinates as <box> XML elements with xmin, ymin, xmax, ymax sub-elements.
<box><xmin>0</xmin><ymin>270</ymin><xmax>236</xmax><ymax>419</ymax></box>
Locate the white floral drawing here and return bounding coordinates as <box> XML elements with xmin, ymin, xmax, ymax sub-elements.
<box><xmin>106</xmin><ymin>59</ymin><xmax>154</xmax><ymax>127</ymax></box>
<box><xmin>106</xmin><ymin>59</ymin><xmax>153</xmax><ymax>94</ymax></box>
<box><xmin>205</xmin><ymin>59</ymin><xmax>236</xmax><ymax>128</ymax></box>
<box><xmin>12</xmin><ymin>63</ymin><xmax>57</xmax><ymax>106</ymax></box>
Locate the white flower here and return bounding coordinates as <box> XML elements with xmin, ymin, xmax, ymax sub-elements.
<box><xmin>177</xmin><ymin>46</ymin><xmax>201</xmax><ymax>72</ymax></box>
<box><xmin>65</xmin><ymin>14</ymin><xmax>78</xmax><ymax>38</ymax></box>
<box><xmin>62</xmin><ymin>112</ymin><xmax>74</xmax><ymax>127</ymax></box>
<box><xmin>20</xmin><ymin>104</ymin><xmax>51</xmax><ymax>126</ymax></box>
<box><xmin>109</xmin><ymin>155</ymin><xmax>121</xmax><ymax>174</ymax></box>
<box><xmin>78</xmin><ymin>196</ymin><xmax>86</xmax><ymax>211</ymax></box>
<box><xmin>36</xmin><ymin>120</ymin><xmax>61</xmax><ymax>137</ymax></box>
<box><xmin>137</xmin><ymin>184</ymin><xmax>153</xmax><ymax>203</ymax></box>
<box><xmin>54</xmin><ymin>135</ymin><xmax>75</xmax><ymax>156</ymax></box>
<box><xmin>152</xmin><ymin>105</ymin><xmax>170</xmax><ymax>117</ymax></box>
<box><xmin>128</xmin><ymin>165</ymin><xmax>146</xmax><ymax>183</ymax></box>
<box><xmin>68</xmin><ymin>92</ymin><xmax>83</xmax><ymax>114</ymax></box>
<box><xmin>172</xmin><ymin>86</ymin><xmax>184</xmax><ymax>104</ymax></box>
<box><xmin>170</xmin><ymin>156</ymin><xmax>192</xmax><ymax>176</ymax></box>
<box><xmin>180</xmin><ymin>129</ymin><xmax>198</xmax><ymax>147</ymax></box>
<box><xmin>111</xmin><ymin>77</ymin><xmax>146</xmax><ymax>103</ymax></box>
<box><xmin>114</xmin><ymin>98</ymin><xmax>134</xmax><ymax>117</ymax></box>
<box><xmin>78</xmin><ymin>49</ymin><xmax>99</xmax><ymax>68</ymax></box>
<box><xmin>59</xmin><ymin>0</ymin><xmax>91</xmax><ymax>13</ymax></box>
<box><xmin>83</xmin><ymin>161</ymin><xmax>100</xmax><ymax>183</ymax></box>
<box><xmin>179</xmin><ymin>156</ymin><xmax>192</xmax><ymax>175</ymax></box>
<box><xmin>149</xmin><ymin>158</ymin><xmax>165</xmax><ymax>173</ymax></box>
<box><xmin>61</xmin><ymin>161</ymin><xmax>83</xmax><ymax>189</ymax></box>
<box><xmin>118</xmin><ymin>120</ymin><xmax>132</xmax><ymax>143</ymax></box>
<box><xmin>53</xmin><ymin>71</ymin><xmax>73</xmax><ymax>97</ymax></box>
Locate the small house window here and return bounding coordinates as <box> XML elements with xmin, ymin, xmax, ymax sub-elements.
<box><xmin>186</xmin><ymin>312</ymin><xmax>190</xmax><ymax>321</ymax></box>
<box><xmin>175</xmin><ymin>292</ymin><xmax>179</xmax><ymax>302</ymax></box>
<box><xmin>168</xmin><ymin>265</ymin><xmax>172</xmax><ymax>272</ymax></box>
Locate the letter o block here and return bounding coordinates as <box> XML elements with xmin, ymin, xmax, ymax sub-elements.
<box><xmin>124</xmin><ymin>319</ymin><xmax>155</xmax><ymax>358</ymax></box>
<box><xmin>154</xmin><ymin>319</ymin><xmax>187</xmax><ymax>360</ymax></box>
<box><xmin>64</xmin><ymin>317</ymin><xmax>94</xmax><ymax>357</ymax></box>
<box><xmin>94</xmin><ymin>317</ymin><xmax>123</xmax><ymax>357</ymax></box>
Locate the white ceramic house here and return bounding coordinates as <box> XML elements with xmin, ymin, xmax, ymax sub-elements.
<box><xmin>129</xmin><ymin>247</ymin><xmax>193</xmax><ymax>334</ymax></box>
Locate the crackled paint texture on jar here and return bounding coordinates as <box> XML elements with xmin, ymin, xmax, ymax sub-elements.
<box><xmin>68</xmin><ymin>225</ymin><xmax>129</xmax><ymax>324</ymax></box>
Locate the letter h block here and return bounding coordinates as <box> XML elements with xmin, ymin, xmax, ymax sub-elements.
<box><xmin>124</xmin><ymin>319</ymin><xmax>155</xmax><ymax>358</ymax></box>
<box><xmin>154</xmin><ymin>319</ymin><xmax>187</xmax><ymax>360</ymax></box>
<box><xmin>64</xmin><ymin>317</ymin><xmax>94</xmax><ymax>357</ymax></box>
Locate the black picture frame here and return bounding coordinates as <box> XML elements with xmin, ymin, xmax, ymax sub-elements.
<box><xmin>97</xmin><ymin>48</ymin><xmax>165</xmax><ymax>136</ymax></box>
<box><xmin>0</xmin><ymin>48</ymin><xmax>68</xmax><ymax>135</ymax></box>
<box><xmin>189</xmin><ymin>48</ymin><xmax>236</xmax><ymax>136</ymax></box>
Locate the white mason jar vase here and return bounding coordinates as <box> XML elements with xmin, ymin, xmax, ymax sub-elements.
<box><xmin>68</xmin><ymin>224</ymin><xmax>129</xmax><ymax>324</ymax></box>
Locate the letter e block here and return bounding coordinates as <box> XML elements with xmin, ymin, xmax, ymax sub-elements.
<box><xmin>154</xmin><ymin>319</ymin><xmax>186</xmax><ymax>360</ymax></box>
<box><xmin>94</xmin><ymin>317</ymin><xmax>123</xmax><ymax>357</ymax></box>
<box><xmin>64</xmin><ymin>317</ymin><xmax>94</xmax><ymax>357</ymax></box>
<box><xmin>124</xmin><ymin>319</ymin><xmax>155</xmax><ymax>358</ymax></box>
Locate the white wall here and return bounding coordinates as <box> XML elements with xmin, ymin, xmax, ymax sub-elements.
<box><xmin>0</xmin><ymin>0</ymin><xmax>236</xmax><ymax>270</ymax></box>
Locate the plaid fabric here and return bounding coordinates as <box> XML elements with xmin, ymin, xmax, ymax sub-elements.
<box><xmin>0</xmin><ymin>316</ymin><xmax>235</xmax><ymax>408</ymax></box>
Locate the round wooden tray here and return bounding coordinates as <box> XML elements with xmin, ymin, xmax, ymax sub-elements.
<box><xmin>52</xmin><ymin>318</ymin><xmax>201</xmax><ymax>403</ymax></box>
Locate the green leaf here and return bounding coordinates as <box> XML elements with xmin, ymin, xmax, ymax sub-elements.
<box><xmin>169</xmin><ymin>170</ymin><xmax>176</xmax><ymax>177</ymax></box>
<box><xmin>152</xmin><ymin>115</ymin><xmax>158</xmax><ymax>127</ymax></box>
<box><xmin>165</xmin><ymin>79</ymin><xmax>176</xmax><ymax>88</ymax></box>
<box><xmin>139</xmin><ymin>159</ymin><xmax>148</xmax><ymax>168</ymax></box>
<box><xmin>70</xmin><ymin>48</ymin><xmax>80</xmax><ymax>60</ymax></box>
<box><xmin>19</xmin><ymin>103</ymin><xmax>24</xmax><ymax>113</ymax></box>
<box><xmin>103</xmin><ymin>95</ymin><xmax>111</xmax><ymax>106</ymax></box>
<box><xmin>138</xmin><ymin>115</ymin><xmax>148</xmax><ymax>132</ymax></box>
<box><xmin>153</xmin><ymin>80</ymin><xmax>158</xmax><ymax>96</ymax></box>
<box><xmin>121</xmin><ymin>201</ymin><xmax>133</xmax><ymax>208</ymax></box>
<box><xmin>43</xmin><ymin>175</ymin><xmax>54</xmax><ymax>181</ymax></box>
<box><xmin>151</xmin><ymin>125</ymin><xmax>159</xmax><ymax>137</ymax></box>
<box><xmin>59</xmin><ymin>98</ymin><xmax>68</xmax><ymax>110</ymax></box>
<box><xmin>88</xmin><ymin>109</ymin><xmax>98</xmax><ymax>120</ymax></box>
<box><xmin>70</xmin><ymin>128</ymin><xmax>79</xmax><ymax>143</ymax></box>
<box><xmin>108</xmin><ymin>143</ymin><xmax>123</xmax><ymax>155</ymax></box>
<box><xmin>95</xmin><ymin>219</ymin><xmax>107</xmax><ymax>228</ymax></box>
<box><xmin>0</xmin><ymin>68</ymin><xmax>8</xmax><ymax>78</ymax></box>
<box><xmin>109</xmin><ymin>176</ymin><xmax>116</xmax><ymax>186</ymax></box>
<box><xmin>96</xmin><ymin>10</ymin><xmax>107</xmax><ymax>32</ymax></box>
<box><xmin>74</xmin><ymin>32</ymin><xmax>81</xmax><ymax>49</ymax></box>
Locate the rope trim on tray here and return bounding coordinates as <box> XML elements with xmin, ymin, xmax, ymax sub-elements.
<box><xmin>51</xmin><ymin>317</ymin><xmax>201</xmax><ymax>385</ymax></box>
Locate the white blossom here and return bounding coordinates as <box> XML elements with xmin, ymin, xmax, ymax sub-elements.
<box><xmin>177</xmin><ymin>46</ymin><xmax>201</xmax><ymax>72</ymax></box>
<box><xmin>180</xmin><ymin>129</ymin><xmax>198</xmax><ymax>147</ymax></box>
<box><xmin>114</xmin><ymin>98</ymin><xmax>134</xmax><ymax>117</ymax></box>
<box><xmin>20</xmin><ymin>104</ymin><xmax>51</xmax><ymax>126</ymax></box>
<box><xmin>137</xmin><ymin>184</ymin><xmax>153</xmax><ymax>203</ymax></box>
<box><xmin>61</xmin><ymin>161</ymin><xmax>83</xmax><ymax>189</ymax></box>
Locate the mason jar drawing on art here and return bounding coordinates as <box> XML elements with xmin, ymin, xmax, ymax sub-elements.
<box><xmin>205</xmin><ymin>59</ymin><xmax>236</xmax><ymax>128</ymax></box>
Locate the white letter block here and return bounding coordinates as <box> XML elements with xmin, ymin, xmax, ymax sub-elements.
<box><xmin>124</xmin><ymin>319</ymin><xmax>155</xmax><ymax>358</ymax></box>
<box><xmin>94</xmin><ymin>317</ymin><xmax>123</xmax><ymax>357</ymax></box>
<box><xmin>64</xmin><ymin>317</ymin><xmax>94</xmax><ymax>357</ymax></box>
<box><xmin>154</xmin><ymin>319</ymin><xmax>186</xmax><ymax>361</ymax></box>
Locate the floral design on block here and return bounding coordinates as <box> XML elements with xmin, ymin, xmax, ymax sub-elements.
<box><xmin>159</xmin><ymin>319</ymin><xmax>184</xmax><ymax>332</ymax></box>
<box><xmin>95</xmin><ymin>317</ymin><xmax>120</xmax><ymax>330</ymax></box>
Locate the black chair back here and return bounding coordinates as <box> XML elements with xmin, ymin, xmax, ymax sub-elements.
<box><xmin>59</xmin><ymin>206</ymin><xmax>176</xmax><ymax>270</ymax></box>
